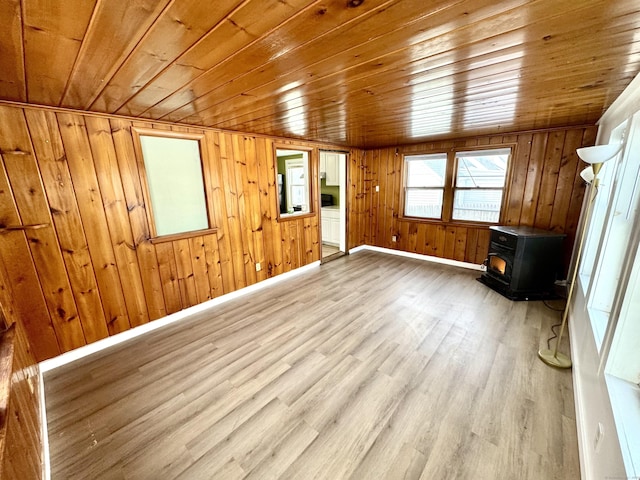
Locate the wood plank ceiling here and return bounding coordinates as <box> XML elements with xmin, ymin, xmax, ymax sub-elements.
<box><xmin>1</xmin><ymin>0</ymin><xmax>639</xmax><ymax>148</ymax></box>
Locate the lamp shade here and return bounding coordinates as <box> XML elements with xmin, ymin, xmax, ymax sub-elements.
<box><xmin>580</xmin><ymin>166</ymin><xmax>594</xmax><ymax>184</ymax></box>
<box><xmin>576</xmin><ymin>144</ymin><xmax>621</xmax><ymax>164</ymax></box>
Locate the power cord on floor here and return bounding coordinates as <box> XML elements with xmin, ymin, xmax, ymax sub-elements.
<box><xmin>542</xmin><ymin>297</ymin><xmax>566</xmax><ymax>349</ymax></box>
<box><xmin>543</xmin><ymin>299</ymin><xmax>565</xmax><ymax>312</ymax></box>
<box><xmin>547</xmin><ymin>323</ymin><xmax>561</xmax><ymax>350</ymax></box>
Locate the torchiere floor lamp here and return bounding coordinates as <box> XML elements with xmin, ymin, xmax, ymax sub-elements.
<box><xmin>538</xmin><ymin>143</ymin><xmax>622</xmax><ymax>369</ymax></box>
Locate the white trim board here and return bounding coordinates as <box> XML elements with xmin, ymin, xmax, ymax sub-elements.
<box><xmin>39</xmin><ymin>261</ymin><xmax>321</xmax><ymax>373</ymax></box>
<box><xmin>39</xmin><ymin>370</ymin><xmax>51</xmax><ymax>480</ymax></box>
<box><xmin>349</xmin><ymin>244</ymin><xmax>484</xmax><ymax>271</ymax></box>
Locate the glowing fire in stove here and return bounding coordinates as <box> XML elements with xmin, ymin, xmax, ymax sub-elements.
<box><xmin>490</xmin><ymin>256</ymin><xmax>507</xmax><ymax>275</ymax></box>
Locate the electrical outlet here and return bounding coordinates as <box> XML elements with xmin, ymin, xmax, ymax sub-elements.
<box><xmin>256</xmin><ymin>262</ymin><xmax>261</xmax><ymax>272</ymax></box>
<box><xmin>375</xmin><ymin>185</ymin><xmax>379</xmax><ymax>192</ymax></box>
<box><xmin>392</xmin><ymin>235</ymin><xmax>397</xmax><ymax>242</ymax></box>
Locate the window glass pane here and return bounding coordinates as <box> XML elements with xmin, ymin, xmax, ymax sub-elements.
<box><xmin>277</xmin><ymin>149</ymin><xmax>311</xmax><ymax>216</ymax></box>
<box><xmin>589</xmin><ymin>113</ymin><xmax>640</xmax><ymax>316</ymax></box>
<box><xmin>405</xmin><ymin>188</ymin><xmax>444</xmax><ymax>219</ymax></box>
<box><xmin>140</xmin><ymin>135</ymin><xmax>208</xmax><ymax>237</ymax></box>
<box><xmin>580</xmin><ymin>121</ymin><xmax>626</xmax><ymax>284</ymax></box>
<box><xmin>455</xmin><ymin>149</ymin><xmax>509</xmax><ymax>188</ymax></box>
<box><xmin>406</xmin><ymin>154</ymin><xmax>447</xmax><ymax>187</ymax></box>
<box><xmin>453</xmin><ymin>189</ymin><xmax>503</xmax><ymax>222</ymax></box>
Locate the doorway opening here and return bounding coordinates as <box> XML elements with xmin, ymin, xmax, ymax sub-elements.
<box><xmin>319</xmin><ymin>151</ymin><xmax>347</xmax><ymax>261</ymax></box>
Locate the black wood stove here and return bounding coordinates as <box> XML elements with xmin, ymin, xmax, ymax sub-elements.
<box><xmin>478</xmin><ymin>225</ymin><xmax>566</xmax><ymax>300</ymax></box>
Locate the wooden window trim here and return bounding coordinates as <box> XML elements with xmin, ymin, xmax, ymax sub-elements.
<box><xmin>132</xmin><ymin>127</ymin><xmax>216</xmax><ymax>242</ymax></box>
<box><xmin>273</xmin><ymin>143</ymin><xmax>317</xmax><ymax>222</ymax></box>
<box><xmin>148</xmin><ymin>228</ymin><xmax>219</xmax><ymax>244</ymax></box>
<box><xmin>400</xmin><ymin>144</ymin><xmax>515</xmax><ymax>225</ymax></box>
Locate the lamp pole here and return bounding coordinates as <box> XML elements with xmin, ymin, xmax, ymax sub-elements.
<box><xmin>537</xmin><ymin>142</ymin><xmax>621</xmax><ymax>369</ymax></box>
<box><xmin>538</xmin><ymin>163</ymin><xmax>602</xmax><ymax>368</ymax></box>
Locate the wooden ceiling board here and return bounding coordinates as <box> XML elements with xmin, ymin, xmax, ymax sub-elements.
<box><xmin>23</xmin><ymin>0</ymin><xmax>97</xmax><ymax>105</ymax></box>
<box><xmin>113</xmin><ymin>0</ymin><xmax>319</xmax><ymax>117</ymax></box>
<box><xmin>157</xmin><ymin>0</ymin><xmax>617</xmax><ymax>129</ymax></box>
<box><xmin>196</xmin><ymin>2</ymin><xmax>640</xmax><ymax>145</ymax></box>
<box><xmin>164</xmin><ymin>0</ymin><xmax>517</xmax><ymax>126</ymax></box>
<box><xmin>1</xmin><ymin>0</ymin><xmax>640</xmax><ymax>147</ymax></box>
<box><xmin>207</xmin><ymin>38</ymin><xmax>635</xmax><ymax>138</ymax></box>
<box><xmin>90</xmin><ymin>0</ymin><xmax>248</xmax><ymax>113</ymax></box>
<box><xmin>139</xmin><ymin>0</ymin><xmax>400</xmax><ymax>120</ymax></box>
<box><xmin>153</xmin><ymin>0</ymin><xmax>522</xmax><ymax>123</ymax></box>
<box><xmin>194</xmin><ymin>35</ymin><xmax>534</xmax><ymax>129</ymax></box>
<box><xmin>0</xmin><ymin>0</ymin><xmax>25</xmax><ymax>102</ymax></box>
<box><xmin>60</xmin><ymin>0</ymin><xmax>173</xmax><ymax>108</ymax></box>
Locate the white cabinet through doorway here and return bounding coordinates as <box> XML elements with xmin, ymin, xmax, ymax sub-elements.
<box><xmin>320</xmin><ymin>152</ymin><xmax>340</xmax><ymax>186</ymax></box>
<box><xmin>321</xmin><ymin>207</ymin><xmax>340</xmax><ymax>245</ymax></box>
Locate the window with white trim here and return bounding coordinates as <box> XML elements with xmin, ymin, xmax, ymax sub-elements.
<box><xmin>404</xmin><ymin>153</ymin><xmax>447</xmax><ymax>219</ymax></box>
<box><xmin>403</xmin><ymin>148</ymin><xmax>511</xmax><ymax>223</ymax></box>
<box><xmin>453</xmin><ymin>149</ymin><xmax>510</xmax><ymax>223</ymax></box>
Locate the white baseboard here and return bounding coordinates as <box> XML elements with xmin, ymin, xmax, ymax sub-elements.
<box><xmin>349</xmin><ymin>244</ymin><xmax>484</xmax><ymax>271</ymax></box>
<box><xmin>39</xmin><ymin>261</ymin><xmax>321</xmax><ymax>373</ymax></box>
<box><xmin>39</xmin><ymin>370</ymin><xmax>50</xmax><ymax>480</ymax></box>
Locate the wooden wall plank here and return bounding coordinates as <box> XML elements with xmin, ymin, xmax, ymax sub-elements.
<box><xmin>24</xmin><ymin>110</ymin><xmax>110</xmax><ymax>342</ymax></box>
<box><xmin>173</xmin><ymin>238</ymin><xmax>198</xmax><ymax>308</ymax></box>
<box><xmin>189</xmin><ymin>236</ymin><xmax>211</xmax><ymax>304</ymax></box>
<box><xmin>453</xmin><ymin>227</ymin><xmax>467</xmax><ymax>262</ymax></box>
<box><xmin>244</xmin><ymin>136</ymin><xmax>266</xmax><ymax>282</ymax></box>
<box><xmin>86</xmin><ymin>116</ymin><xmax>149</xmax><ymax>328</ymax></box>
<box><xmin>549</xmin><ymin>129</ymin><xmax>583</xmax><ymax>232</ymax></box>
<box><xmin>57</xmin><ymin>113</ymin><xmax>129</xmax><ymax>337</ymax></box>
<box><xmin>303</xmin><ymin>217</ymin><xmax>313</xmax><ymax>264</ymax></box>
<box><xmin>0</xmin><ymin>161</ymin><xmax>58</xmax><ymax>359</ymax></box>
<box><xmin>425</xmin><ymin>224</ymin><xmax>437</xmax><ymax>257</ymax></box>
<box><xmin>219</xmin><ymin>133</ymin><xmax>246</xmax><ymax>290</ymax></box>
<box><xmin>109</xmin><ymin>118</ymin><xmax>167</xmax><ymax>320</ymax></box>
<box><xmin>475</xmin><ymin>229</ymin><xmax>491</xmax><ymax>264</ymax></box>
<box><xmin>503</xmin><ymin>134</ymin><xmax>532</xmax><ymax>225</ymax></box>
<box><xmin>0</xmin><ymin>107</ymin><xmax>86</xmax><ymax>351</ymax></box>
<box><xmin>383</xmin><ymin>149</ymin><xmax>395</xmax><ymax>248</ymax></box>
<box><xmin>519</xmin><ymin>132</ymin><xmax>548</xmax><ymax>225</ymax></box>
<box><xmin>444</xmin><ymin>226</ymin><xmax>456</xmax><ymax>259</ymax></box>
<box><xmin>154</xmin><ymin>242</ymin><xmax>182</xmax><ymax>315</ymax></box>
<box><xmin>0</xmin><ymin>321</ymin><xmax>43</xmax><ymax>479</ymax></box>
<box><xmin>202</xmin><ymin>235</ymin><xmax>223</xmax><ymax>299</ymax></box>
<box><xmin>256</xmin><ymin>137</ymin><xmax>276</xmax><ymax>276</ymax></box>
<box><xmin>233</xmin><ymin>135</ymin><xmax>257</xmax><ymax>286</ymax></box>
<box><xmin>203</xmin><ymin>131</ymin><xmax>235</xmax><ymax>293</ymax></box>
<box><xmin>368</xmin><ymin>149</ymin><xmax>379</xmax><ymax>248</ymax></box>
<box><xmin>534</xmin><ymin>131</ymin><xmax>566</xmax><ymax>230</ymax></box>
<box><xmin>464</xmin><ymin>228</ymin><xmax>479</xmax><ymax>263</ymax></box>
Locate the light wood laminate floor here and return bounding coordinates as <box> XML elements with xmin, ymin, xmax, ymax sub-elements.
<box><xmin>44</xmin><ymin>250</ymin><xmax>579</xmax><ymax>479</ymax></box>
<box><xmin>321</xmin><ymin>243</ymin><xmax>341</xmax><ymax>258</ymax></box>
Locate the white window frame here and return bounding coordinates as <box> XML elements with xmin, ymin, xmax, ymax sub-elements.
<box><xmin>452</xmin><ymin>148</ymin><xmax>511</xmax><ymax>223</ymax></box>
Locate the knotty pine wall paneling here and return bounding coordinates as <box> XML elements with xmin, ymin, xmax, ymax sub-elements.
<box><xmin>0</xmin><ymin>104</ymin><xmax>349</xmax><ymax>362</ymax></box>
<box><xmin>0</xmin><ymin>243</ymin><xmax>43</xmax><ymax>479</ymax></box>
<box><xmin>349</xmin><ymin>126</ymin><xmax>597</xmax><ymax>272</ymax></box>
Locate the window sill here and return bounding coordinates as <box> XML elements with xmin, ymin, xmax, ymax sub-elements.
<box><xmin>605</xmin><ymin>374</ymin><xmax>640</xmax><ymax>478</ymax></box>
<box><xmin>398</xmin><ymin>216</ymin><xmax>496</xmax><ymax>229</ymax></box>
<box><xmin>277</xmin><ymin>212</ymin><xmax>315</xmax><ymax>222</ymax></box>
<box><xmin>149</xmin><ymin>227</ymin><xmax>218</xmax><ymax>244</ymax></box>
